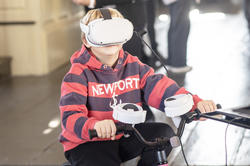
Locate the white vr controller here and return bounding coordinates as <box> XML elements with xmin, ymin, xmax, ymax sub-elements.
<box><xmin>111</xmin><ymin>94</ymin><xmax>193</xmax><ymax>126</ymax></box>
<box><xmin>112</xmin><ymin>103</ymin><xmax>147</xmax><ymax>124</ymax></box>
<box><xmin>110</xmin><ymin>94</ymin><xmax>146</xmax><ymax>124</ymax></box>
<box><xmin>164</xmin><ymin>94</ymin><xmax>194</xmax><ymax>128</ymax></box>
<box><xmin>164</xmin><ymin>93</ymin><xmax>194</xmax><ymax>117</ymax></box>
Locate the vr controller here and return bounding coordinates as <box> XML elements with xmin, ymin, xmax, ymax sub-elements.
<box><xmin>111</xmin><ymin>94</ymin><xmax>193</xmax><ymax>125</ymax></box>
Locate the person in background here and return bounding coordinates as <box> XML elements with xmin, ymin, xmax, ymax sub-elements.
<box><xmin>145</xmin><ymin>0</ymin><xmax>167</xmax><ymax>69</ymax></box>
<box><xmin>162</xmin><ymin>0</ymin><xmax>193</xmax><ymax>73</ymax></box>
<box><xmin>244</xmin><ymin>0</ymin><xmax>250</xmax><ymax>32</ymax></box>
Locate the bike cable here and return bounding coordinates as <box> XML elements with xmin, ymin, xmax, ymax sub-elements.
<box><xmin>179</xmin><ymin>117</ymin><xmax>243</xmax><ymax>166</ymax></box>
<box><xmin>179</xmin><ymin>137</ymin><xmax>190</xmax><ymax>166</ymax></box>
<box><xmin>224</xmin><ymin>117</ymin><xmax>242</xmax><ymax>166</ymax></box>
<box><xmin>134</xmin><ymin>30</ymin><xmax>169</xmax><ymax>75</ymax></box>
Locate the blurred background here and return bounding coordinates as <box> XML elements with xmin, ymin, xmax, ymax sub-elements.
<box><xmin>0</xmin><ymin>0</ymin><xmax>249</xmax><ymax>165</ymax></box>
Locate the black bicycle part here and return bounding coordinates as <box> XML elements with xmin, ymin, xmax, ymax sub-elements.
<box><xmin>88</xmin><ymin>123</ymin><xmax>133</xmax><ymax>140</ymax></box>
<box><xmin>177</xmin><ymin>104</ymin><xmax>250</xmax><ymax>138</ymax></box>
<box><xmin>134</xmin><ymin>30</ymin><xmax>169</xmax><ymax>75</ymax></box>
<box><xmin>89</xmin><ymin>122</ymin><xmax>177</xmax><ymax>165</ymax></box>
<box><xmin>122</xmin><ymin>103</ymin><xmax>140</xmax><ymax>111</ymax></box>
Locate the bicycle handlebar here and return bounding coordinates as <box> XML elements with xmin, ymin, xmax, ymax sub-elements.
<box><xmin>89</xmin><ymin>104</ymin><xmax>250</xmax><ymax>148</ymax></box>
<box><xmin>177</xmin><ymin>104</ymin><xmax>250</xmax><ymax>136</ymax></box>
<box><xmin>88</xmin><ymin>105</ymin><xmax>224</xmax><ymax>143</ymax></box>
<box><xmin>177</xmin><ymin>104</ymin><xmax>222</xmax><ymax>136</ymax></box>
<box><xmin>89</xmin><ymin>123</ymin><xmax>180</xmax><ymax>148</ymax></box>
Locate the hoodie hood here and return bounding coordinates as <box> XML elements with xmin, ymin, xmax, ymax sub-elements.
<box><xmin>70</xmin><ymin>45</ymin><xmax>126</xmax><ymax>71</ymax></box>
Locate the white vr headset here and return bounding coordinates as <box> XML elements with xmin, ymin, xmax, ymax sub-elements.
<box><xmin>80</xmin><ymin>8</ymin><xmax>134</xmax><ymax>47</ymax></box>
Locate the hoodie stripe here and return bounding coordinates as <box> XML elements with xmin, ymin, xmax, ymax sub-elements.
<box><xmin>158</xmin><ymin>83</ymin><xmax>180</xmax><ymax>111</ymax></box>
<box><xmin>74</xmin><ymin>117</ymin><xmax>88</xmax><ymax>139</ymax></box>
<box><xmin>60</xmin><ymin>92</ymin><xmax>87</xmax><ymax>106</ymax></box>
<box><xmin>148</xmin><ymin>77</ymin><xmax>178</xmax><ymax>109</ymax></box>
<box><xmin>65</xmin><ymin>113</ymin><xmax>87</xmax><ymax>138</ymax></box>
<box><xmin>59</xmin><ymin>134</ymin><xmax>69</xmax><ymax>142</ymax></box>
<box><xmin>139</xmin><ymin>64</ymin><xmax>152</xmax><ymax>80</ymax></box>
<box><xmin>68</xmin><ymin>64</ymin><xmax>88</xmax><ymax>75</ymax></box>
<box><xmin>140</xmin><ymin>66</ymin><xmax>154</xmax><ymax>89</ymax></box>
<box><xmin>62</xmin><ymin>111</ymin><xmax>82</xmax><ymax>128</ymax></box>
<box><xmin>63</xmin><ymin>74</ymin><xmax>87</xmax><ymax>86</ymax></box>
<box><xmin>61</xmin><ymin>82</ymin><xmax>87</xmax><ymax>97</ymax></box>
<box><xmin>73</xmin><ymin>49</ymin><xmax>90</xmax><ymax>65</ymax></box>
<box><xmin>123</xmin><ymin>53</ymin><xmax>140</xmax><ymax>65</ymax></box>
<box><xmin>83</xmin><ymin>62</ymin><xmax>141</xmax><ymax>84</ymax></box>
<box><xmin>143</xmin><ymin>74</ymin><xmax>164</xmax><ymax>103</ymax></box>
<box><xmin>60</xmin><ymin>104</ymin><xmax>87</xmax><ymax>113</ymax></box>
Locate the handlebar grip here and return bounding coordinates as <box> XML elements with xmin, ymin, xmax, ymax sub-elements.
<box><xmin>216</xmin><ymin>104</ymin><xmax>222</xmax><ymax>109</ymax></box>
<box><xmin>88</xmin><ymin>129</ymin><xmax>98</xmax><ymax>140</ymax></box>
<box><xmin>196</xmin><ymin>103</ymin><xmax>222</xmax><ymax>113</ymax></box>
<box><xmin>184</xmin><ymin>103</ymin><xmax>222</xmax><ymax>123</ymax></box>
<box><xmin>88</xmin><ymin>124</ymin><xmax>133</xmax><ymax>140</ymax></box>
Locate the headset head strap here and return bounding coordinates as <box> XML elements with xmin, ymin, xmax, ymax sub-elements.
<box><xmin>99</xmin><ymin>8</ymin><xmax>112</xmax><ymax>20</ymax></box>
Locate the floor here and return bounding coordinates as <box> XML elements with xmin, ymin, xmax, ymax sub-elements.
<box><xmin>0</xmin><ymin>2</ymin><xmax>250</xmax><ymax>166</ymax></box>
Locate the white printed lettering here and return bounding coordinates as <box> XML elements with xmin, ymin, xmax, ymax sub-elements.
<box><xmin>103</xmin><ymin>83</ymin><xmax>115</xmax><ymax>94</ymax></box>
<box><xmin>132</xmin><ymin>78</ymin><xmax>139</xmax><ymax>88</ymax></box>
<box><xmin>92</xmin><ymin>86</ymin><xmax>99</xmax><ymax>96</ymax></box>
<box><xmin>125</xmin><ymin>78</ymin><xmax>133</xmax><ymax>89</ymax></box>
<box><xmin>118</xmin><ymin>80</ymin><xmax>125</xmax><ymax>90</ymax></box>
<box><xmin>91</xmin><ymin>77</ymin><xmax>140</xmax><ymax>96</ymax></box>
<box><xmin>97</xmin><ymin>84</ymin><xmax>104</xmax><ymax>95</ymax></box>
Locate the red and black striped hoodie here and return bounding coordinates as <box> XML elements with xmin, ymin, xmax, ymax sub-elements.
<box><xmin>59</xmin><ymin>45</ymin><xmax>202</xmax><ymax>152</ymax></box>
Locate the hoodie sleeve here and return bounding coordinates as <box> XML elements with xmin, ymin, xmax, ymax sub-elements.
<box><xmin>139</xmin><ymin>63</ymin><xmax>202</xmax><ymax>112</ymax></box>
<box><xmin>59</xmin><ymin>65</ymin><xmax>98</xmax><ymax>141</ymax></box>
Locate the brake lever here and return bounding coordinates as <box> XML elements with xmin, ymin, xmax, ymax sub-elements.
<box><xmin>183</xmin><ymin>104</ymin><xmax>222</xmax><ymax>123</ymax></box>
<box><xmin>177</xmin><ymin>104</ymin><xmax>222</xmax><ymax>137</ymax></box>
<box><xmin>180</xmin><ymin>110</ymin><xmax>200</xmax><ymax>123</ymax></box>
<box><xmin>177</xmin><ymin>110</ymin><xmax>201</xmax><ymax>137</ymax></box>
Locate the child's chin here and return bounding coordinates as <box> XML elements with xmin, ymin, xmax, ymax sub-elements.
<box><xmin>105</xmin><ymin>46</ymin><xmax>121</xmax><ymax>53</ymax></box>
<box><xmin>106</xmin><ymin>45</ymin><xmax>121</xmax><ymax>51</ymax></box>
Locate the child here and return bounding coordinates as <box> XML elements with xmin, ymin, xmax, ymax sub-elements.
<box><xmin>59</xmin><ymin>8</ymin><xmax>216</xmax><ymax>166</ymax></box>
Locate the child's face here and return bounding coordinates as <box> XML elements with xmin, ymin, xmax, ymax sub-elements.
<box><xmin>90</xmin><ymin>44</ymin><xmax>123</xmax><ymax>57</ymax></box>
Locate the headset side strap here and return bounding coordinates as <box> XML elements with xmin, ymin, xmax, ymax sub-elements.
<box><xmin>80</xmin><ymin>21</ymin><xmax>89</xmax><ymax>34</ymax></box>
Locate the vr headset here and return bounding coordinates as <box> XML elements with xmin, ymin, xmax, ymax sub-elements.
<box><xmin>80</xmin><ymin>8</ymin><xmax>134</xmax><ymax>47</ymax></box>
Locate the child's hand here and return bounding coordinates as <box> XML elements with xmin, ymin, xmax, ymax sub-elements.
<box><xmin>197</xmin><ymin>100</ymin><xmax>216</xmax><ymax>113</ymax></box>
<box><xmin>94</xmin><ymin>120</ymin><xmax>116</xmax><ymax>140</ymax></box>
<box><xmin>197</xmin><ymin>100</ymin><xmax>216</xmax><ymax>120</ymax></box>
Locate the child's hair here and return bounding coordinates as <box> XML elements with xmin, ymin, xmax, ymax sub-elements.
<box><xmin>81</xmin><ymin>8</ymin><xmax>124</xmax><ymax>40</ymax></box>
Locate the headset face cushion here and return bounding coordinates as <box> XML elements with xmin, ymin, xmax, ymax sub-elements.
<box><xmin>86</xmin><ymin>18</ymin><xmax>134</xmax><ymax>47</ymax></box>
